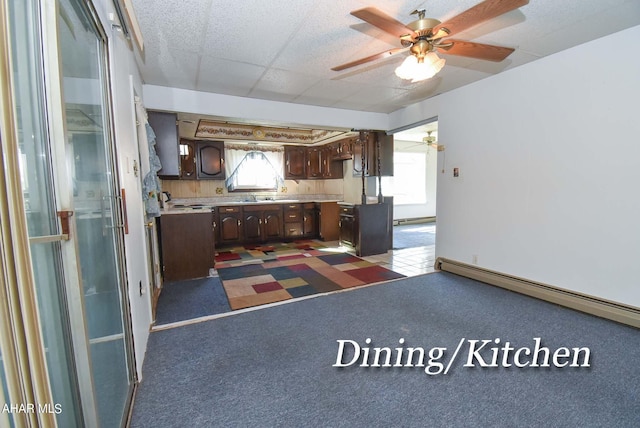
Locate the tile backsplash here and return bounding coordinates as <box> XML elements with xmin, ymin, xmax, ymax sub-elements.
<box><xmin>161</xmin><ymin>178</ymin><xmax>344</xmax><ymax>200</ymax></box>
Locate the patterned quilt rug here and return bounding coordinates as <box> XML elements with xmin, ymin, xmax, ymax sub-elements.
<box><xmin>215</xmin><ymin>241</ymin><xmax>405</xmax><ymax>310</ymax></box>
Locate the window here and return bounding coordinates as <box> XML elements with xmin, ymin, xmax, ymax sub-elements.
<box><xmin>225</xmin><ymin>146</ymin><xmax>284</xmax><ymax>191</ymax></box>
<box><xmin>381</xmin><ymin>152</ymin><xmax>427</xmax><ymax>204</ymax></box>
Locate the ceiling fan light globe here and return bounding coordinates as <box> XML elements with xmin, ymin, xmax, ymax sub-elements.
<box><xmin>395</xmin><ymin>52</ymin><xmax>445</xmax><ymax>82</ymax></box>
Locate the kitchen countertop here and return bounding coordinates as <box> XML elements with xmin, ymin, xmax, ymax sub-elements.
<box><xmin>161</xmin><ymin>197</ymin><xmax>344</xmax><ymax>215</ymax></box>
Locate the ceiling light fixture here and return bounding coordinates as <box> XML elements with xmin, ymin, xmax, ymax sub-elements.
<box><xmin>395</xmin><ymin>52</ymin><xmax>445</xmax><ymax>82</ymax></box>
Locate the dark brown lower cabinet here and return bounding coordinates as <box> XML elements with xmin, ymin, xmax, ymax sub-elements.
<box><xmin>283</xmin><ymin>202</ymin><xmax>318</xmax><ymax>239</ymax></box>
<box><xmin>318</xmin><ymin>201</ymin><xmax>340</xmax><ymax>241</ymax></box>
<box><xmin>339</xmin><ymin>204</ymin><xmax>356</xmax><ymax>248</ymax></box>
<box><xmin>218</xmin><ymin>206</ymin><xmax>243</xmax><ymax>245</ymax></box>
<box><xmin>243</xmin><ymin>204</ymin><xmax>283</xmax><ymax>243</ymax></box>
<box><xmin>339</xmin><ymin>202</ymin><xmax>392</xmax><ymax>256</ymax></box>
<box><xmin>159</xmin><ymin>211</ymin><xmax>215</xmax><ymax>281</ymax></box>
<box><xmin>302</xmin><ymin>203</ymin><xmax>317</xmax><ymax>237</ymax></box>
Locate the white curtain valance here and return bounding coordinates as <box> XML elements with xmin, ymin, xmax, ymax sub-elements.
<box><xmin>224</xmin><ymin>143</ymin><xmax>284</xmax><ymax>153</ymax></box>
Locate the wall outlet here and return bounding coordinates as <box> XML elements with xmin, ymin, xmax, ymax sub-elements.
<box><xmin>215</xmin><ymin>187</ymin><xmax>224</xmax><ymax>194</ymax></box>
<box><xmin>280</xmin><ymin>187</ymin><xmax>287</xmax><ymax>193</ymax></box>
<box><xmin>472</xmin><ymin>255</ymin><xmax>478</xmax><ymax>265</ymax></box>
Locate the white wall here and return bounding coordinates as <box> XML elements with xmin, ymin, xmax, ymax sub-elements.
<box><xmin>389</xmin><ymin>25</ymin><xmax>640</xmax><ymax>308</ymax></box>
<box><xmin>96</xmin><ymin>0</ymin><xmax>152</xmax><ymax>379</ymax></box>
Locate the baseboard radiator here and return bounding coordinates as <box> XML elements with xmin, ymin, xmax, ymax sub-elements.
<box><xmin>435</xmin><ymin>257</ymin><xmax>640</xmax><ymax>329</ymax></box>
<box><xmin>394</xmin><ymin>216</ymin><xmax>436</xmax><ymax>226</ymax></box>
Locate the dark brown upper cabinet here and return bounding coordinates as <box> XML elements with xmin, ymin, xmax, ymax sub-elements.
<box><xmin>286</xmin><ymin>145</ymin><xmax>342</xmax><ymax>180</ymax></box>
<box><xmin>179</xmin><ymin>139</ymin><xmax>196</xmax><ymax>180</ymax></box>
<box><xmin>196</xmin><ymin>141</ymin><xmax>225</xmax><ymax>180</ymax></box>
<box><xmin>147</xmin><ymin>111</ymin><xmax>180</xmax><ymax>178</ymax></box>
<box><xmin>307</xmin><ymin>147</ymin><xmax>324</xmax><ymax>179</ymax></box>
<box><xmin>331</xmin><ymin>137</ymin><xmax>355</xmax><ymax>160</ymax></box>
<box><xmin>284</xmin><ymin>146</ymin><xmax>307</xmax><ymax>179</ymax></box>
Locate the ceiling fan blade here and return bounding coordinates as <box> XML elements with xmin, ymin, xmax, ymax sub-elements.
<box><xmin>437</xmin><ymin>40</ymin><xmax>515</xmax><ymax>62</ymax></box>
<box><xmin>433</xmin><ymin>0</ymin><xmax>529</xmax><ymax>37</ymax></box>
<box><xmin>351</xmin><ymin>7</ymin><xmax>416</xmax><ymax>39</ymax></box>
<box><xmin>332</xmin><ymin>47</ymin><xmax>408</xmax><ymax>71</ymax></box>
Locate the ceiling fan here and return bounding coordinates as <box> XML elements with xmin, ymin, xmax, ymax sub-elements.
<box><xmin>423</xmin><ymin>131</ymin><xmax>444</xmax><ymax>151</ymax></box>
<box><xmin>332</xmin><ymin>0</ymin><xmax>529</xmax><ymax>81</ymax></box>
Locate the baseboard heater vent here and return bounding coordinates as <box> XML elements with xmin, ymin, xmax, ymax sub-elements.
<box><xmin>435</xmin><ymin>257</ymin><xmax>640</xmax><ymax>329</ymax></box>
<box><xmin>394</xmin><ymin>217</ymin><xmax>436</xmax><ymax>226</ymax></box>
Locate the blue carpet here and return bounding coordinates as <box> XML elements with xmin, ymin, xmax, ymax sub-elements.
<box><xmin>154</xmin><ymin>276</ymin><xmax>231</xmax><ymax>325</ymax></box>
<box><xmin>393</xmin><ymin>222</ymin><xmax>436</xmax><ymax>249</ymax></box>
<box><xmin>133</xmin><ymin>272</ymin><xmax>639</xmax><ymax>427</ymax></box>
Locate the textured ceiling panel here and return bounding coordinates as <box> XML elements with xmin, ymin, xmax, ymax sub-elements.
<box><xmin>196</xmin><ymin>57</ymin><xmax>265</xmax><ymax>96</ymax></box>
<box><xmin>130</xmin><ymin>0</ymin><xmax>640</xmax><ymax>117</ymax></box>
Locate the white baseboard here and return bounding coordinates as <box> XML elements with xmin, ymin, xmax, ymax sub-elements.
<box><xmin>435</xmin><ymin>257</ymin><xmax>640</xmax><ymax>329</ymax></box>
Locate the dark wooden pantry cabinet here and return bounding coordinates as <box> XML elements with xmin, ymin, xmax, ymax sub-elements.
<box><xmin>147</xmin><ymin>111</ymin><xmax>180</xmax><ymax>178</ymax></box>
<box><xmin>159</xmin><ymin>210</ymin><xmax>215</xmax><ymax>281</ymax></box>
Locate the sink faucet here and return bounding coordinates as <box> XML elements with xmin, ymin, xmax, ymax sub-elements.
<box><xmin>249</xmin><ymin>194</ymin><xmax>257</xmax><ymax>202</ymax></box>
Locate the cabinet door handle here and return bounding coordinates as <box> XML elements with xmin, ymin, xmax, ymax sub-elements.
<box><xmin>237</xmin><ymin>220</ymin><xmax>241</xmax><ymax>226</ymax></box>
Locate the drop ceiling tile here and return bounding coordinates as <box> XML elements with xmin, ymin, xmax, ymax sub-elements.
<box><xmin>201</xmin><ymin>0</ymin><xmax>317</xmax><ymax>66</ymax></box>
<box><xmin>196</xmin><ymin>57</ymin><xmax>266</xmax><ymax>96</ymax></box>
<box><xmin>137</xmin><ymin>47</ymin><xmax>199</xmax><ymax>89</ymax></box>
<box><xmin>272</xmin><ymin>6</ymin><xmax>378</xmax><ymax>72</ymax></box>
<box><xmin>249</xmin><ymin>68</ymin><xmax>320</xmax><ymax>102</ymax></box>
<box><xmin>338</xmin><ymin>85</ymin><xmax>410</xmax><ymax>107</ymax></box>
<box><xmin>131</xmin><ymin>0</ymin><xmax>213</xmax><ymax>53</ymax></box>
<box><xmin>294</xmin><ymin>79</ymin><xmax>366</xmax><ymax>107</ymax></box>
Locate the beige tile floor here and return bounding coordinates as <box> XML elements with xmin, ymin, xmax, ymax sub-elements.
<box><xmin>361</xmin><ymin>244</ymin><xmax>437</xmax><ymax>277</ymax></box>
<box><xmin>326</xmin><ymin>222</ymin><xmax>438</xmax><ymax>278</ymax></box>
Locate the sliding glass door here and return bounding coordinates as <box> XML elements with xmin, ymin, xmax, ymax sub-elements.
<box><xmin>1</xmin><ymin>0</ymin><xmax>135</xmax><ymax>426</ymax></box>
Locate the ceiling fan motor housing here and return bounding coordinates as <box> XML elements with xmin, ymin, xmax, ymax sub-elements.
<box><xmin>406</xmin><ymin>18</ymin><xmax>443</xmax><ymax>61</ymax></box>
<box><xmin>407</xmin><ymin>17</ymin><xmax>441</xmax><ymax>37</ymax></box>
